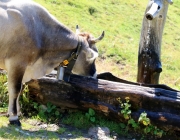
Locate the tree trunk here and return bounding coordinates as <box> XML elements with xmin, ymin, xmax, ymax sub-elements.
<box><xmin>137</xmin><ymin>0</ymin><xmax>173</xmax><ymax>84</ymax></box>
<box><xmin>27</xmin><ymin>72</ymin><xmax>180</xmax><ymax>132</ymax></box>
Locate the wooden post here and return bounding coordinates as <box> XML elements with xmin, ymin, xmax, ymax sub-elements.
<box><xmin>137</xmin><ymin>0</ymin><xmax>173</xmax><ymax>84</ymax></box>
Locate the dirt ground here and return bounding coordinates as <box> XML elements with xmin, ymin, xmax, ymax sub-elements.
<box><xmin>23</xmin><ymin>119</ymin><xmax>123</xmax><ymax>140</ymax></box>
<box><xmin>18</xmin><ymin>119</ymin><xmax>180</xmax><ymax>140</ymax></box>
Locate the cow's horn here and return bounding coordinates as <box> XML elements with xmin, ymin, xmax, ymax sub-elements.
<box><xmin>91</xmin><ymin>31</ymin><xmax>105</xmax><ymax>43</ymax></box>
<box><xmin>76</xmin><ymin>25</ymin><xmax>80</xmax><ymax>34</ymax></box>
<box><xmin>166</xmin><ymin>0</ymin><xmax>173</xmax><ymax>4</ymax></box>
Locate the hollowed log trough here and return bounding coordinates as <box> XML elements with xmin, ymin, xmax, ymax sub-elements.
<box><xmin>27</xmin><ymin>72</ymin><xmax>180</xmax><ymax>132</ymax></box>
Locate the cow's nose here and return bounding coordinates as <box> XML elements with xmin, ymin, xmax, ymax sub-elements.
<box><xmin>89</xmin><ymin>62</ymin><xmax>96</xmax><ymax>77</ymax></box>
<box><xmin>90</xmin><ymin>68</ymin><xmax>96</xmax><ymax>77</ymax></box>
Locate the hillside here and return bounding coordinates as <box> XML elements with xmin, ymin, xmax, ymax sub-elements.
<box><xmin>34</xmin><ymin>0</ymin><xmax>180</xmax><ymax>89</ymax></box>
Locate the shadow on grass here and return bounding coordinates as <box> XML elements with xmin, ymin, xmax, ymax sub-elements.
<box><xmin>0</xmin><ymin>126</ymin><xmax>58</xmax><ymax>139</ymax></box>
<box><xmin>0</xmin><ymin>122</ymin><xmax>90</xmax><ymax>140</ymax></box>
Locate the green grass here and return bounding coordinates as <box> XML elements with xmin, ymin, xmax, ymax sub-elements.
<box><xmin>0</xmin><ymin>74</ymin><xmax>8</xmax><ymax>108</ymax></box>
<box><xmin>61</xmin><ymin>110</ymin><xmax>126</xmax><ymax>135</ymax></box>
<box><xmin>34</xmin><ymin>0</ymin><xmax>180</xmax><ymax>89</ymax></box>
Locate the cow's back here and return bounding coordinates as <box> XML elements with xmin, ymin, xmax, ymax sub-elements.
<box><xmin>0</xmin><ymin>0</ymin><xmax>56</xmax><ymax>69</ymax></box>
<box><xmin>0</xmin><ymin>0</ymin><xmax>73</xmax><ymax>82</ymax></box>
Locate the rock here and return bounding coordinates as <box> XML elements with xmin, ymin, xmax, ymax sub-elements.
<box><xmin>88</xmin><ymin>127</ymin><xmax>111</xmax><ymax>140</ymax></box>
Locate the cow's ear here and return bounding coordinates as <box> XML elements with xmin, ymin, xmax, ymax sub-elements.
<box><xmin>87</xmin><ymin>48</ymin><xmax>98</xmax><ymax>61</ymax></box>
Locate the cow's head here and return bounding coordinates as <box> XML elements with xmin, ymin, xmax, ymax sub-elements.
<box><xmin>72</xmin><ymin>26</ymin><xmax>104</xmax><ymax>78</ymax></box>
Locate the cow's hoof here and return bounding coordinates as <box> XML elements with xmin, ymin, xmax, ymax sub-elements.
<box><xmin>9</xmin><ymin>120</ymin><xmax>21</xmax><ymax>126</ymax></box>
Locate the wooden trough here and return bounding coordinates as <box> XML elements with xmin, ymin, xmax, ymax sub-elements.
<box><xmin>27</xmin><ymin>71</ymin><xmax>180</xmax><ymax>132</ymax></box>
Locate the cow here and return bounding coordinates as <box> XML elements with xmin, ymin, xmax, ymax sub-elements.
<box><xmin>0</xmin><ymin>0</ymin><xmax>104</xmax><ymax>126</ymax></box>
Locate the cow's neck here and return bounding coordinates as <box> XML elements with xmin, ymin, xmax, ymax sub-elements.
<box><xmin>44</xmin><ymin>24</ymin><xmax>78</xmax><ymax>49</ymax></box>
<box><xmin>37</xmin><ymin>11</ymin><xmax>79</xmax><ymax>52</ymax></box>
<box><xmin>41</xmin><ymin>23</ymin><xmax>79</xmax><ymax>66</ymax></box>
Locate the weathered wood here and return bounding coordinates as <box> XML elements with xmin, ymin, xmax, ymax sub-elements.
<box><xmin>27</xmin><ymin>72</ymin><xmax>180</xmax><ymax>131</ymax></box>
<box><xmin>137</xmin><ymin>0</ymin><xmax>172</xmax><ymax>84</ymax></box>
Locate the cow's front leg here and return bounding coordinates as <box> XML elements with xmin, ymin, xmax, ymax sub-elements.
<box><xmin>8</xmin><ymin>78</ymin><xmax>23</xmax><ymax>126</ymax></box>
<box><xmin>7</xmin><ymin>65</ymin><xmax>25</xmax><ymax>126</ymax></box>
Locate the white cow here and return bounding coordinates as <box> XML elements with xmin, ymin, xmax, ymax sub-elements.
<box><xmin>0</xmin><ymin>0</ymin><xmax>104</xmax><ymax>125</ymax></box>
